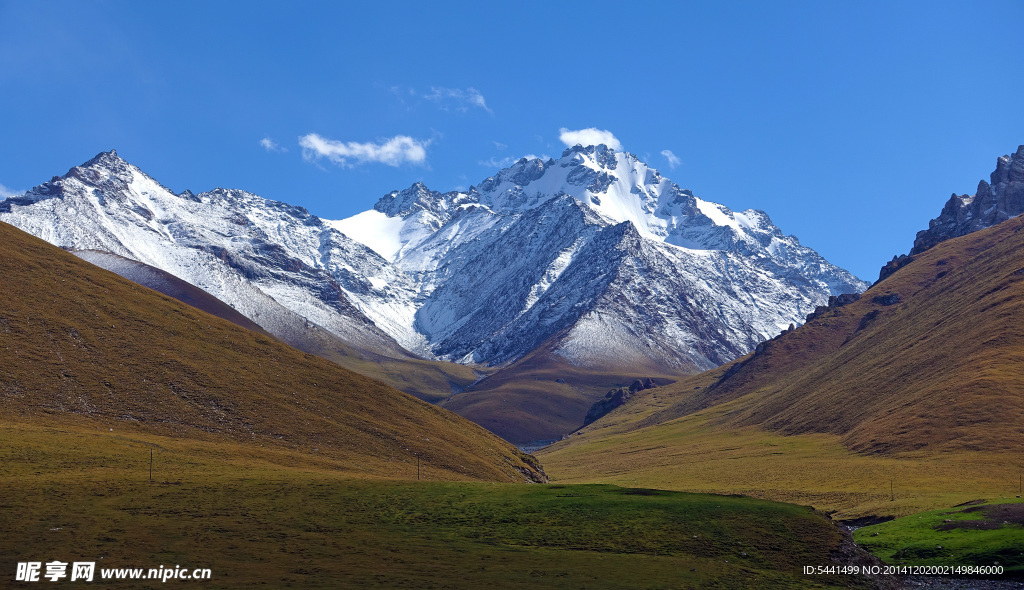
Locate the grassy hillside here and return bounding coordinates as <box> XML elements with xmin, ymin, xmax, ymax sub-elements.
<box><xmin>72</xmin><ymin>249</ymin><xmax>487</xmax><ymax>405</ymax></box>
<box><xmin>0</xmin><ymin>424</ymin><xmax>869</xmax><ymax>589</ymax></box>
<box><xmin>267</xmin><ymin>319</ymin><xmax>484</xmax><ymax>406</ymax></box>
<box><xmin>443</xmin><ymin>342</ymin><xmax>683</xmax><ymax>445</ymax></box>
<box><xmin>855</xmin><ymin>497</ymin><xmax>1024</xmax><ymax>573</ymax></box>
<box><xmin>0</xmin><ymin>220</ymin><xmax>542</xmax><ymax>483</ymax></box>
<box><xmin>656</xmin><ymin>213</ymin><xmax>1024</xmax><ymax>453</ymax></box>
<box><xmin>540</xmin><ymin>216</ymin><xmax>1024</xmax><ymax>518</ymax></box>
<box><xmin>0</xmin><ymin>219</ymin><xmax>887</xmax><ymax>588</ymax></box>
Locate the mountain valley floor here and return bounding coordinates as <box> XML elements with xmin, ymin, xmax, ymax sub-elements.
<box><xmin>1</xmin><ymin>421</ymin><xmax>881</xmax><ymax>589</ymax></box>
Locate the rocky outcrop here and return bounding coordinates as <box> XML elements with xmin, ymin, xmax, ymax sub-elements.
<box><xmin>805</xmin><ymin>292</ymin><xmax>861</xmax><ymax>323</ymax></box>
<box><xmin>583</xmin><ymin>378</ymin><xmax>657</xmax><ymax>426</ymax></box>
<box><xmin>910</xmin><ymin>145</ymin><xmax>1024</xmax><ymax>255</ymax></box>
<box><xmin>871</xmin><ymin>293</ymin><xmax>901</xmax><ymax>306</ymax></box>
<box><xmin>876</xmin><ymin>254</ymin><xmax>914</xmax><ymax>284</ymax></box>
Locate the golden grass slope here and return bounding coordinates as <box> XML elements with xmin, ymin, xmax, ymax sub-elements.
<box><xmin>75</xmin><ymin>250</ymin><xmax>486</xmax><ymax>405</ymax></box>
<box><xmin>667</xmin><ymin>214</ymin><xmax>1024</xmax><ymax>454</ymax></box>
<box><xmin>0</xmin><ymin>221</ymin><xmax>544</xmax><ymax>483</ymax></box>
<box><xmin>540</xmin><ymin>215</ymin><xmax>1024</xmax><ymax>517</ymax></box>
<box><xmin>442</xmin><ymin>341</ymin><xmax>684</xmax><ymax>445</ymax></box>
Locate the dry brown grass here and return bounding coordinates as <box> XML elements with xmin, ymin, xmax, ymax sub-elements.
<box><xmin>541</xmin><ymin>405</ymin><xmax>1024</xmax><ymax>519</ymax></box>
<box><xmin>541</xmin><ymin>216</ymin><xmax>1024</xmax><ymax>517</ymax></box>
<box><xmin>443</xmin><ymin>342</ymin><xmax>686</xmax><ymax>444</ymax></box>
<box><xmin>0</xmin><ymin>221</ymin><xmax>542</xmax><ymax>483</ymax></box>
<box><xmin>0</xmin><ymin>422</ymin><xmax>856</xmax><ymax>589</ymax></box>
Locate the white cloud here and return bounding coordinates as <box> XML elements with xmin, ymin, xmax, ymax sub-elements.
<box><xmin>299</xmin><ymin>133</ymin><xmax>430</xmax><ymax>168</ymax></box>
<box><xmin>260</xmin><ymin>137</ymin><xmax>286</xmax><ymax>153</ymax></box>
<box><xmin>479</xmin><ymin>156</ymin><xmax>517</xmax><ymax>169</ymax></box>
<box><xmin>478</xmin><ymin>154</ymin><xmax>549</xmax><ymax>169</ymax></box>
<box><xmin>558</xmin><ymin>127</ymin><xmax>622</xmax><ymax>151</ymax></box>
<box><xmin>661</xmin><ymin>149</ymin><xmax>681</xmax><ymax>169</ymax></box>
<box><xmin>0</xmin><ymin>182</ymin><xmax>22</xmax><ymax>199</ymax></box>
<box><xmin>424</xmin><ymin>87</ymin><xmax>492</xmax><ymax>114</ymax></box>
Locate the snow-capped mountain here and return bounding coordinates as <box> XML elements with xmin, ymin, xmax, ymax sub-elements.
<box><xmin>0</xmin><ymin>147</ymin><xmax>867</xmax><ymax>378</ymax></box>
<box><xmin>334</xmin><ymin>145</ymin><xmax>867</xmax><ymax>370</ymax></box>
<box><xmin>0</xmin><ymin>150</ymin><xmax>414</xmax><ymax>358</ymax></box>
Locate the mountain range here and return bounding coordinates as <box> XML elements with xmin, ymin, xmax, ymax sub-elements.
<box><xmin>0</xmin><ymin>220</ymin><xmax>545</xmax><ymax>483</ymax></box>
<box><xmin>0</xmin><ymin>146</ymin><xmax>867</xmax><ymax>443</ymax></box>
<box><xmin>538</xmin><ymin>145</ymin><xmax>1024</xmax><ymax>517</ymax></box>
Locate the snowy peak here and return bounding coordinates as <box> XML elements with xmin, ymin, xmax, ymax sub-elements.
<box><xmin>0</xmin><ymin>150</ymin><xmax>418</xmax><ymax>356</ymax></box>
<box><xmin>0</xmin><ymin>149</ymin><xmax>875</xmax><ymax>443</ymax></box>
<box><xmin>358</xmin><ymin>147</ymin><xmax>864</xmax><ymax>297</ymax></box>
<box><xmin>336</xmin><ymin>148</ymin><xmax>868</xmax><ymax>370</ymax></box>
<box><xmin>374</xmin><ymin>182</ymin><xmax>444</xmax><ymax>218</ymax></box>
<box><xmin>2</xmin><ymin>149</ymin><xmax>868</xmax><ymax>380</ymax></box>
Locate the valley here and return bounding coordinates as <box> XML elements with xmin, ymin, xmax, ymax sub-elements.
<box><xmin>0</xmin><ymin>147</ymin><xmax>865</xmax><ymax>445</ymax></box>
<box><xmin>4</xmin><ymin>3</ymin><xmax>1024</xmax><ymax>587</ymax></box>
<box><xmin>540</xmin><ymin>190</ymin><xmax>1024</xmax><ymax>522</ymax></box>
<box><xmin>3</xmin><ymin>145</ymin><xmax>1024</xmax><ymax>587</ymax></box>
<box><xmin>0</xmin><ymin>422</ymin><xmax>868</xmax><ymax>589</ymax></box>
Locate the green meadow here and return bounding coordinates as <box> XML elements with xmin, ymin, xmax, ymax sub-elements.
<box><xmin>855</xmin><ymin>497</ymin><xmax>1024</xmax><ymax>574</ymax></box>
<box><xmin>0</xmin><ymin>423</ymin><xmax>870</xmax><ymax>589</ymax></box>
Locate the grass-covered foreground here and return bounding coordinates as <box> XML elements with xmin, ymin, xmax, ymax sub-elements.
<box><xmin>0</xmin><ymin>425</ymin><xmax>872</xmax><ymax>589</ymax></box>
<box><xmin>855</xmin><ymin>497</ymin><xmax>1024</xmax><ymax>575</ymax></box>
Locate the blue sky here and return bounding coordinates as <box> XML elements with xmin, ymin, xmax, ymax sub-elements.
<box><xmin>1</xmin><ymin>1</ymin><xmax>1022</xmax><ymax>281</ymax></box>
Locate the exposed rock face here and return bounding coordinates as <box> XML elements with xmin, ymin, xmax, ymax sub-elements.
<box><xmin>804</xmin><ymin>292</ymin><xmax>861</xmax><ymax>323</ymax></box>
<box><xmin>877</xmin><ymin>254</ymin><xmax>914</xmax><ymax>284</ymax></box>
<box><xmin>871</xmin><ymin>293</ymin><xmax>901</xmax><ymax>306</ymax></box>
<box><xmin>583</xmin><ymin>378</ymin><xmax>657</xmax><ymax>426</ymax></box>
<box><xmin>910</xmin><ymin>145</ymin><xmax>1024</xmax><ymax>255</ymax></box>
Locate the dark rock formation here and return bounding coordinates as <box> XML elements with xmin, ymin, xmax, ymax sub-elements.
<box><xmin>876</xmin><ymin>254</ymin><xmax>914</xmax><ymax>284</ymax></box>
<box><xmin>871</xmin><ymin>293</ymin><xmax>901</xmax><ymax>306</ymax></box>
<box><xmin>583</xmin><ymin>378</ymin><xmax>657</xmax><ymax>426</ymax></box>
<box><xmin>911</xmin><ymin>145</ymin><xmax>1024</xmax><ymax>255</ymax></box>
<box><xmin>805</xmin><ymin>292</ymin><xmax>861</xmax><ymax>323</ymax></box>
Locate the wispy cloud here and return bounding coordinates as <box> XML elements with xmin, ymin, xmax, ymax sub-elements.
<box><xmin>423</xmin><ymin>86</ymin><xmax>492</xmax><ymax>114</ymax></box>
<box><xmin>299</xmin><ymin>133</ymin><xmax>430</xmax><ymax>168</ymax></box>
<box><xmin>479</xmin><ymin>156</ymin><xmax>518</xmax><ymax>169</ymax></box>
<box><xmin>260</xmin><ymin>137</ymin><xmax>286</xmax><ymax>153</ymax></box>
<box><xmin>661</xmin><ymin>149</ymin><xmax>681</xmax><ymax>169</ymax></box>
<box><xmin>0</xmin><ymin>182</ymin><xmax>22</xmax><ymax>199</ymax></box>
<box><xmin>478</xmin><ymin>154</ymin><xmax>548</xmax><ymax>169</ymax></box>
<box><xmin>558</xmin><ymin>127</ymin><xmax>622</xmax><ymax>151</ymax></box>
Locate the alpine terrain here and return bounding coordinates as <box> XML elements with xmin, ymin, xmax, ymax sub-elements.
<box><xmin>538</xmin><ymin>146</ymin><xmax>1024</xmax><ymax>519</ymax></box>
<box><xmin>0</xmin><ymin>146</ymin><xmax>867</xmax><ymax>443</ymax></box>
<box><xmin>0</xmin><ymin>220</ymin><xmax>546</xmax><ymax>483</ymax></box>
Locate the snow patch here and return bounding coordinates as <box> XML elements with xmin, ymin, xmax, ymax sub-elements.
<box><xmin>328</xmin><ymin>210</ymin><xmax>406</xmax><ymax>260</ymax></box>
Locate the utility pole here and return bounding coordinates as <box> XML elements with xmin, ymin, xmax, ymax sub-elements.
<box><xmin>890</xmin><ymin>479</ymin><xmax>894</xmax><ymax>502</ymax></box>
<box><xmin>417</xmin><ymin>456</ymin><xmax>420</xmax><ymax>481</ymax></box>
<box><xmin>150</xmin><ymin>448</ymin><xmax>153</xmax><ymax>483</ymax></box>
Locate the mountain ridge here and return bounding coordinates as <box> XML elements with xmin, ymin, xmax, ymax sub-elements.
<box><xmin>0</xmin><ymin>148</ymin><xmax>868</xmax><ymax>442</ymax></box>
<box><xmin>878</xmin><ymin>144</ymin><xmax>1024</xmax><ymax>283</ymax></box>
<box><xmin>0</xmin><ymin>219</ymin><xmax>545</xmax><ymax>482</ymax></box>
<box><xmin>538</xmin><ymin>210</ymin><xmax>1024</xmax><ymax>516</ymax></box>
